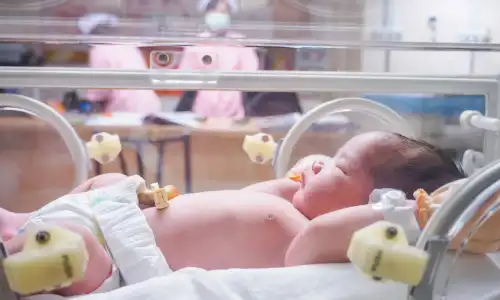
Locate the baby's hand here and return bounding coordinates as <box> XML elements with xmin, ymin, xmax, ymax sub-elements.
<box><xmin>289</xmin><ymin>154</ymin><xmax>330</xmax><ymax>174</ymax></box>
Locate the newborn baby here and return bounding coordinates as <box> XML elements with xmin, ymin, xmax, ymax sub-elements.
<box><xmin>0</xmin><ymin>131</ymin><xmax>464</xmax><ymax>296</ymax></box>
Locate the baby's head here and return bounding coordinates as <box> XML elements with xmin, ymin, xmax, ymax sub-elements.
<box><xmin>292</xmin><ymin>131</ymin><xmax>465</xmax><ymax>219</ymax></box>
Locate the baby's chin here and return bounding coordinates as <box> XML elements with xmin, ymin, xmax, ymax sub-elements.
<box><xmin>292</xmin><ymin>189</ymin><xmax>329</xmax><ymax>220</ymax></box>
<box><xmin>291</xmin><ymin>189</ymin><xmax>310</xmax><ymax>217</ymax></box>
<box><xmin>292</xmin><ymin>186</ymin><xmax>354</xmax><ymax>219</ymax></box>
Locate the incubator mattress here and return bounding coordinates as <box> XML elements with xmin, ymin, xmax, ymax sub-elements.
<box><xmin>23</xmin><ymin>252</ymin><xmax>500</xmax><ymax>300</ymax></box>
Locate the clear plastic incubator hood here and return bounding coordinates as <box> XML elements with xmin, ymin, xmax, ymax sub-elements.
<box><xmin>2</xmin><ymin>1</ymin><xmax>500</xmax><ymax>300</ymax></box>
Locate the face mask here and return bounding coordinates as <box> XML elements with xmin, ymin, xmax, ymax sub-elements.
<box><xmin>204</xmin><ymin>12</ymin><xmax>231</xmax><ymax>32</ymax></box>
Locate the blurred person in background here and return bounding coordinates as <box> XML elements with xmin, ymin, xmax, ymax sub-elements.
<box><xmin>198</xmin><ymin>0</ymin><xmax>236</xmax><ymax>36</ymax></box>
<box><xmin>175</xmin><ymin>0</ymin><xmax>259</xmax><ymax>120</ymax></box>
<box><xmin>78</xmin><ymin>13</ymin><xmax>161</xmax><ymax>114</ymax></box>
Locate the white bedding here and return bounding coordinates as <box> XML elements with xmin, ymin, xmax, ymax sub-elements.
<box><xmin>24</xmin><ymin>252</ymin><xmax>500</xmax><ymax>300</ymax></box>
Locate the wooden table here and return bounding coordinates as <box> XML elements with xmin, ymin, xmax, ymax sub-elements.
<box><xmin>0</xmin><ymin>117</ymin><xmax>348</xmax><ymax>212</ymax></box>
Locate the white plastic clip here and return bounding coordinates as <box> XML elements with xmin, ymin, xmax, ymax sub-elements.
<box><xmin>370</xmin><ymin>189</ymin><xmax>421</xmax><ymax>244</ymax></box>
<box><xmin>462</xmin><ymin>149</ymin><xmax>486</xmax><ymax>176</ymax></box>
<box><xmin>460</xmin><ymin>110</ymin><xmax>500</xmax><ymax>132</ymax></box>
<box><xmin>150</xmin><ymin>183</ymin><xmax>169</xmax><ymax>210</ymax></box>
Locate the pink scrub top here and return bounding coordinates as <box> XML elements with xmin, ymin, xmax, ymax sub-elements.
<box><xmin>86</xmin><ymin>45</ymin><xmax>162</xmax><ymax>114</ymax></box>
<box><xmin>178</xmin><ymin>34</ymin><xmax>259</xmax><ymax>119</ymax></box>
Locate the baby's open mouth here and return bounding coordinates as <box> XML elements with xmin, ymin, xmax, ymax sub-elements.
<box><xmin>287</xmin><ymin>172</ymin><xmax>305</xmax><ymax>187</ymax></box>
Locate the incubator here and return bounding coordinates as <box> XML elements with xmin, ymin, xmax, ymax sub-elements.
<box><xmin>4</xmin><ymin>0</ymin><xmax>500</xmax><ymax>299</ymax></box>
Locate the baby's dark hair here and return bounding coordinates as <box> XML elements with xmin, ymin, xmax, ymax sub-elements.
<box><xmin>372</xmin><ymin>133</ymin><xmax>466</xmax><ymax>198</ymax></box>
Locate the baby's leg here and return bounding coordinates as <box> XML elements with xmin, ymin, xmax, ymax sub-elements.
<box><xmin>285</xmin><ymin>205</ymin><xmax>384</xmax><ymax>266</ymax></box>
<box><xmin>0</xmin><ymin>173</ymin><xmax>129</xmax><ymax>241</ymax></box>
<box><xmin>0</xmin><ymin>209</ymin><xmax>29</xmax><ymax>241</ymax></box>
<box><xmin>3</xmin><ymin>222</ymin><xmax>112</xmax><ymax>296</ymax></box>
<box><xmin>71</xmin><ymin>173</ymin><xmax>128</xmax><ymax>193</ymax></box>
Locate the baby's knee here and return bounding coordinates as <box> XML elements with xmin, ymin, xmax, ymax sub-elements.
<box><xmin>89</xmin><ymin>173</ymin><xmax>128</xmax><ymax>189</ymax></box>
<box><xmin>71</xmin><ymin>173</ymin><xmax>128</xmax><ymax>193</ymax></box>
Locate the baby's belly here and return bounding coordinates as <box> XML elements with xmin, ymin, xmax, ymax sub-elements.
<box><xmin>144</xmin><ymin>190</ymin><xmax>308</xmax><ymax>270</ymax></box>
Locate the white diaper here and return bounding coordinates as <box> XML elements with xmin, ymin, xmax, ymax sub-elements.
<box><xmin>21</xmin><ymin>175</ymin><xmax>171</xmax><ymax>293</ymax></box>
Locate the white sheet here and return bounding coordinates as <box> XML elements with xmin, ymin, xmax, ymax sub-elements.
<box><xmin>23</xmin><ymin>253</ymin><xmax>500</xmax><ymax>300</ymax></box>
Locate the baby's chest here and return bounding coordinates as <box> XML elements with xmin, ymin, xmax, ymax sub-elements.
<box><xmin>154</xmin><ymin>191</ymin><xmax>308</xmax><ymax>268</ymax></box>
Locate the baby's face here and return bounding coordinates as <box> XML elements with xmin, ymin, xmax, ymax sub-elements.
<box><xmin>292</xmin><ymin>132</ymin><xmax>392</xmax><ymax>219</ymax></box>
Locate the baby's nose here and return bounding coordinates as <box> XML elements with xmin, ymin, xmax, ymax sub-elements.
<box><xmin>311</xmin><ymin>161</ymin><xmax>324</xmax><ymax>175</ymax></box>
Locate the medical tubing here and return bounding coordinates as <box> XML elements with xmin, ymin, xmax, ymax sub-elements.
<box><xmin>416</xmin><ymin>159</ymin><xmax>500</xmax><ymax>249</ymax></box>
<box><xmin>470</xmin><ymin>114</ymin><xmax>500</xmax><ymax>132</ymax></box>
<box><xmin>440</xmin><ymin>180</ymin><xmax>500</xmax><ymax>299</ymax></box>
<box><xmin>447</xmin><ymin>180</ymin><xmax>500</xmax><ymax>240</ymax></box>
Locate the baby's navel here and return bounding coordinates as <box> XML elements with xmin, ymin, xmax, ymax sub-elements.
<box><xmin>267</xmin><ymin>213</ymin><xmax>276</xmax><ymax>221</ymax></box>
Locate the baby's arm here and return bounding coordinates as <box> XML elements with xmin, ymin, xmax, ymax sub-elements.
<box><xmin>285</xmin><ymin>200</ymin><xmax>420</xmax><ymax>266</ymax></box>
<box><xmin>284</xmin><ymin>205</ymin><xmax>384</xmax><ymax>265</ymax></box>
<box><xmin>4</xmin><ymin>222</ymin><xmax>112</xmax><ymax>296</ymax></box>
<box><xmin>242</xmin><ymin>178</ymin><xmax>299</xmax><ymax>201</ymax></box>
<box><xmin>243</xmin><ymin>155</ymin><xmax>331</xmax><ymax>201</ymax></box>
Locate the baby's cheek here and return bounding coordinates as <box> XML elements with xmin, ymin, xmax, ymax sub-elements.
<box><xmin>292</xmin><ymin>193</ymin><xmax>316</xmax><ymax>220</ymax></box>
<box><xmin>347</xmin><ymin>174</ymin><xmax>375</xmax><ymax>206</ymax></box>
<box><xmin>292</xmin><ymin>188</ymin><xmax>323</xmax><ymax>219</ymax></box>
